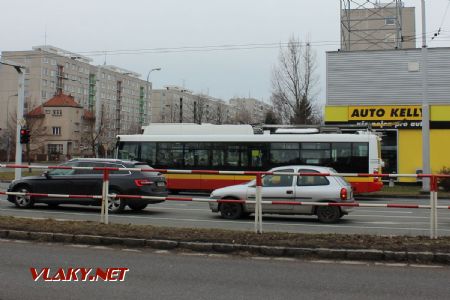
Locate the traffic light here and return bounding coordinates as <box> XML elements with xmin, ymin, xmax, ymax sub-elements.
<box><xmin>20</xmin><ymin>128</ymin><xmax>30</xmax><ymax>144</ymax></box>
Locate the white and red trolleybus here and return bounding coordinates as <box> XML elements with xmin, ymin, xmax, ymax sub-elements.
<box><xmin>116</xmin><ymin>124</ymin><xmax>383</xmax><ymax>194</ymax></box>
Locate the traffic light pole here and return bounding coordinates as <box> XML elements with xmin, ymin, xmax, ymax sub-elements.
<box><xmin>15</xmin><ymin>69</ymin><xmax>25</xmax><ymax>180</ymax></box>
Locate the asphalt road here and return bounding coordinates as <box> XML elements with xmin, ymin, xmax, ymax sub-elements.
<box><xmin>1</xmin><ymin>181</ymin><xmax>450</xmax><ymax>236</ymax></box>
<box><xmin>1</xmin><ymin>239</ymin><xmax>449</xmax><ymax>300</ymax></box>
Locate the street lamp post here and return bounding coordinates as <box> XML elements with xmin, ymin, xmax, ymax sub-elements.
<box><xmin>421</xmin><ymin>0</ymin><xmax>430</xmax><ymax>191</ymax></box>
<box><xmin>0</xmin><ymin>60</ymin><xmax>26</xmax><ymax>180</ymax></box>
<box><xmin>146</xmin><ymin>68</ymin><xmax>161</xmax><ymax>124</ymax></box>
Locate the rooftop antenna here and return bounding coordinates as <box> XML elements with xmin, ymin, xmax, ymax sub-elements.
<box><xmin>44</xmin><ymin>24</ymin><xmax>47</xmax><ymax>45</ymax></box>
<box><xmin>340</xmin><ymin>0</ymin><xmax>404</xmax><ymax>51</ymax></box>
<box><xmin>103</xmin><ymin>51</ymin><xmax>107</xmax><ymax>65</ymax></box>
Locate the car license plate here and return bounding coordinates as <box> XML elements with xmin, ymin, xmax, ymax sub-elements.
<box><xmin>157</xmin><ymin>182</ymin><xmax>165</xmax><ymax>187</ymax></box>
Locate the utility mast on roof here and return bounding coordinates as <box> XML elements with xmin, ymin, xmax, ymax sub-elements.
<box><xmin>340</xmin><ymin>0</ymin><xmax>414</xmax><ymax>51</ymax></box>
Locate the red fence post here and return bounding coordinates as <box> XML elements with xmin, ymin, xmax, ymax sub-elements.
<box><xmin>101</xmin><ymin>169</ymin><xmax>110</xmax><ymax>224</ymax></box>
<box><xmin>429</xmin><ymin>175</ymin><xmax>438</xmax><ymax>239</ymax></box>
<box><xmin>255</xmin><ymin>173</ymin><xmax>263</xmax><ymax>234</ymax></box>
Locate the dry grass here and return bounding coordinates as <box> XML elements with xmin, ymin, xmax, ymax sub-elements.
<box><xmin>1</xmin><ymin>216</ymin><xmax>450</xmax><ymax>252</ymax></box>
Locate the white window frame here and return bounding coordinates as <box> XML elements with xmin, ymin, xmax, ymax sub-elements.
<box><xmin>52</xmin><ymin>127</ymin><xmax>61</xmax><ymax>135</ymax></box>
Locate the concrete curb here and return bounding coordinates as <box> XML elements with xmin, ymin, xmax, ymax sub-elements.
<box><xmin>2</xmin><ymin>229</ymin><xmax>450</xmax><ymax>264</ymax></box>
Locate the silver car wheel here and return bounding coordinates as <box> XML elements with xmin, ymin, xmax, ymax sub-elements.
<box><xmin>107</xmin><ymin>190</ymin><xmax>125</xmax><ymax>213</ymax></box>
<box><xmin>14</xmin><ymin>187</ymin><xmax>34</xmax><ymax>209</ymax></box>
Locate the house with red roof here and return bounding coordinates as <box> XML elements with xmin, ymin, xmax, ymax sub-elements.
<box><xmin>26</xmin><ymin>93</ymin><xmax>95</xmax><ymax>160</ymax></box>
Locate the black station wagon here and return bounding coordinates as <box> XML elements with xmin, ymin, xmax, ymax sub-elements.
<box><xmin>7</xmin><ymin>158</ymin><xmax>168</xmax><ymax>213</ymax></box>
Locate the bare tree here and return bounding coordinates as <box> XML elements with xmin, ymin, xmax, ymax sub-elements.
<box><xmin>192</xmin><ymin>95</ymin><xmax>209</xmax><ymax>124</ymax></box>
<box><xmin>233</xmin><ymin>106</ymin><xmax>252</xmax><ymax>124</ymax></box>
<box><xmin>271</xmin><ymin>35</ymin><xmax>320</xmax><ymax>124</ymax></box>
<box><xmin>81</xmin><ymin>105</ymin><xmax>106</xmax><ymax>157</ymax></box>
<box><xmin>25</xmin><ymin>114</ymin><xmax>49</xmax><ymax>161</ymax></box>
<box><xmin>0</xmin><ymin>107</ymin><xmax>19</xmax><ymax>162</ymax></box>
<box><xmin>264</xmin><ymin>109</ymin><xmax>280</xmax><ymax>124</ymax></box>
<box><xmin>212</xmin><ymin>102</ymin><xmax>227</xmax><ymax>124</ymax></box>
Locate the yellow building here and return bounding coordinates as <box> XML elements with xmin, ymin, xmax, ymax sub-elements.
<box><xmin>325</xmin><ymin>105</ymin><xmax>450</xmax><ymax>181</ymax></box>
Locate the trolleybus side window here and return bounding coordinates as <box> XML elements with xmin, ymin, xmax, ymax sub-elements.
<box><xmin>270</xmin><ymin>143</ymin><xmax>300</xmax><ymax>165</ymax></box>
<box><xmin>226</xmin><ymin>145</ymin><xmax>248</xmax><ymax>168</ymax></box>
<box><xmin>211</xmin><ymin>144</ymin><xmax>226</xmax><ymax>168</ymax></box>
<box><xmin>300</xmin><ymin>142</ymin><xmax>331</xmax><ymax>165</ymax></box>
<box><xmin>184</xmin><ymin>143</ymin><xmax>210</xmax><ymax>167</ymax></box>
<box><xmin>118</xmin><ymin>142</ymin><xmax>139</xmax><ymax>160</ymax></box>
<box><xmin>331</xmin><ymin>143</ymin><xmax>352</xmax><ymax>171</ymax></box>
<box><xmin>157</xmin><ymin>143</ymin><xmax>183</xmax><ymax>168</ymax></box>
<box><xmin>352</xmin><ymin>142</ymin><xmax>369</xmax><ymax>172</ymax></box>
<box><xmin>140</xmin><ymin>142</ymin><xmax>156</xmax><ymax>165</ymax></box>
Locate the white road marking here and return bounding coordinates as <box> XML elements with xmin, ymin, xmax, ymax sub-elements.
<box><xmin>409</xmin><ymin>264</ymin><xmax>444</xmax><ymax>269</ymax></box>
<box><xmin>250</xmin><ymin>257</ymin><xmax>271</xmax><ymax>261</ymax></box>
<box><xmin>68</xmin><ymin>244</ymin><xmax>89</xmax><ymax>248</ymax></box>
<box><xmin>273</xmin><ymin>257</ymin><xmax>297</xmax><ymax>262</ymax></box>
<box><xmin>374</xmin><ymin>262</ymin><xmax>408</xmax><ymax>267</ymax></box>
<box><xmin>180</xmin><ymin>252</ymin><xmax>206</xmax><ymax>257</ymax></box>
<box><xmin>122</xmin><ymin>248</ymin><xmax>142</xmax><ymax>253</ymax></box>
<box><xmin>208</xmin><ymin>254</ymin><xmax>229</xmax><ymax>258</ymax></box>
<box><xmin>92</xmin><ymin>246</ymin><xmax>113</xmax><ymax>250</ymax></box>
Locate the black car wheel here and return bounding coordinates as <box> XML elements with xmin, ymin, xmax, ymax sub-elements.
<box><xmin>108</xmin><ymin>189</ymin><xmax>126</xmax><ymax>213</ymax></box>
<box><xmin>128</xmin><ymin>202</ymin><xmax>148</xmax><ymax>211</ymax></box>
<box><xmin>220</xmin><ymin>203</ymin><xmax>243</xmax><ymax>219</ymax></box>
<box><xmin>316</xmin><ymin>206</ymin><xmax>341</xmax><ymax>223</ymax></box>
<box><xmin>13</xmin><ymin>186</ymin><xmax>34</xmax><ymax>209</ymax></box>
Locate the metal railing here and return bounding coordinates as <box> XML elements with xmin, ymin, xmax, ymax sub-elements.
<box><xmin>1</xmin><ymin>163</ymin><xmax>449</xmax><ymax>238</ymax></box>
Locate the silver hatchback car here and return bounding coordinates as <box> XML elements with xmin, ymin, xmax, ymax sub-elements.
<box><xmin>209</xmin><ymin>165</ymin><xmax>354</xmax><ymax>223</ymax></box>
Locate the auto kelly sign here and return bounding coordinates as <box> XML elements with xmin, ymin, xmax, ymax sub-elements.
<box><xmin>348</xmin><ymin>106</ymin><xmax>422</xmax><ymax>121</ymax></box>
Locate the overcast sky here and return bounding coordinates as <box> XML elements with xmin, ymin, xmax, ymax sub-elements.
<box><xmin>2</xmin><ymin>0</ymin><xmax>450</xmax><ymax>104</ymax></box>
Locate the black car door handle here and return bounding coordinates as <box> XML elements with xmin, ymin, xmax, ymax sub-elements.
<box><xmin>286</xmin><ymin>190</ymin><xmax>293</xmax><ymax>194</ymax></box>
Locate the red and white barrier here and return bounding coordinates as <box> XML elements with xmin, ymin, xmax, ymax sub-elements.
<box><xmin>1</xmin><ymin>163</ymin><xmax>449</xmax><ymax>238</ymax></box>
